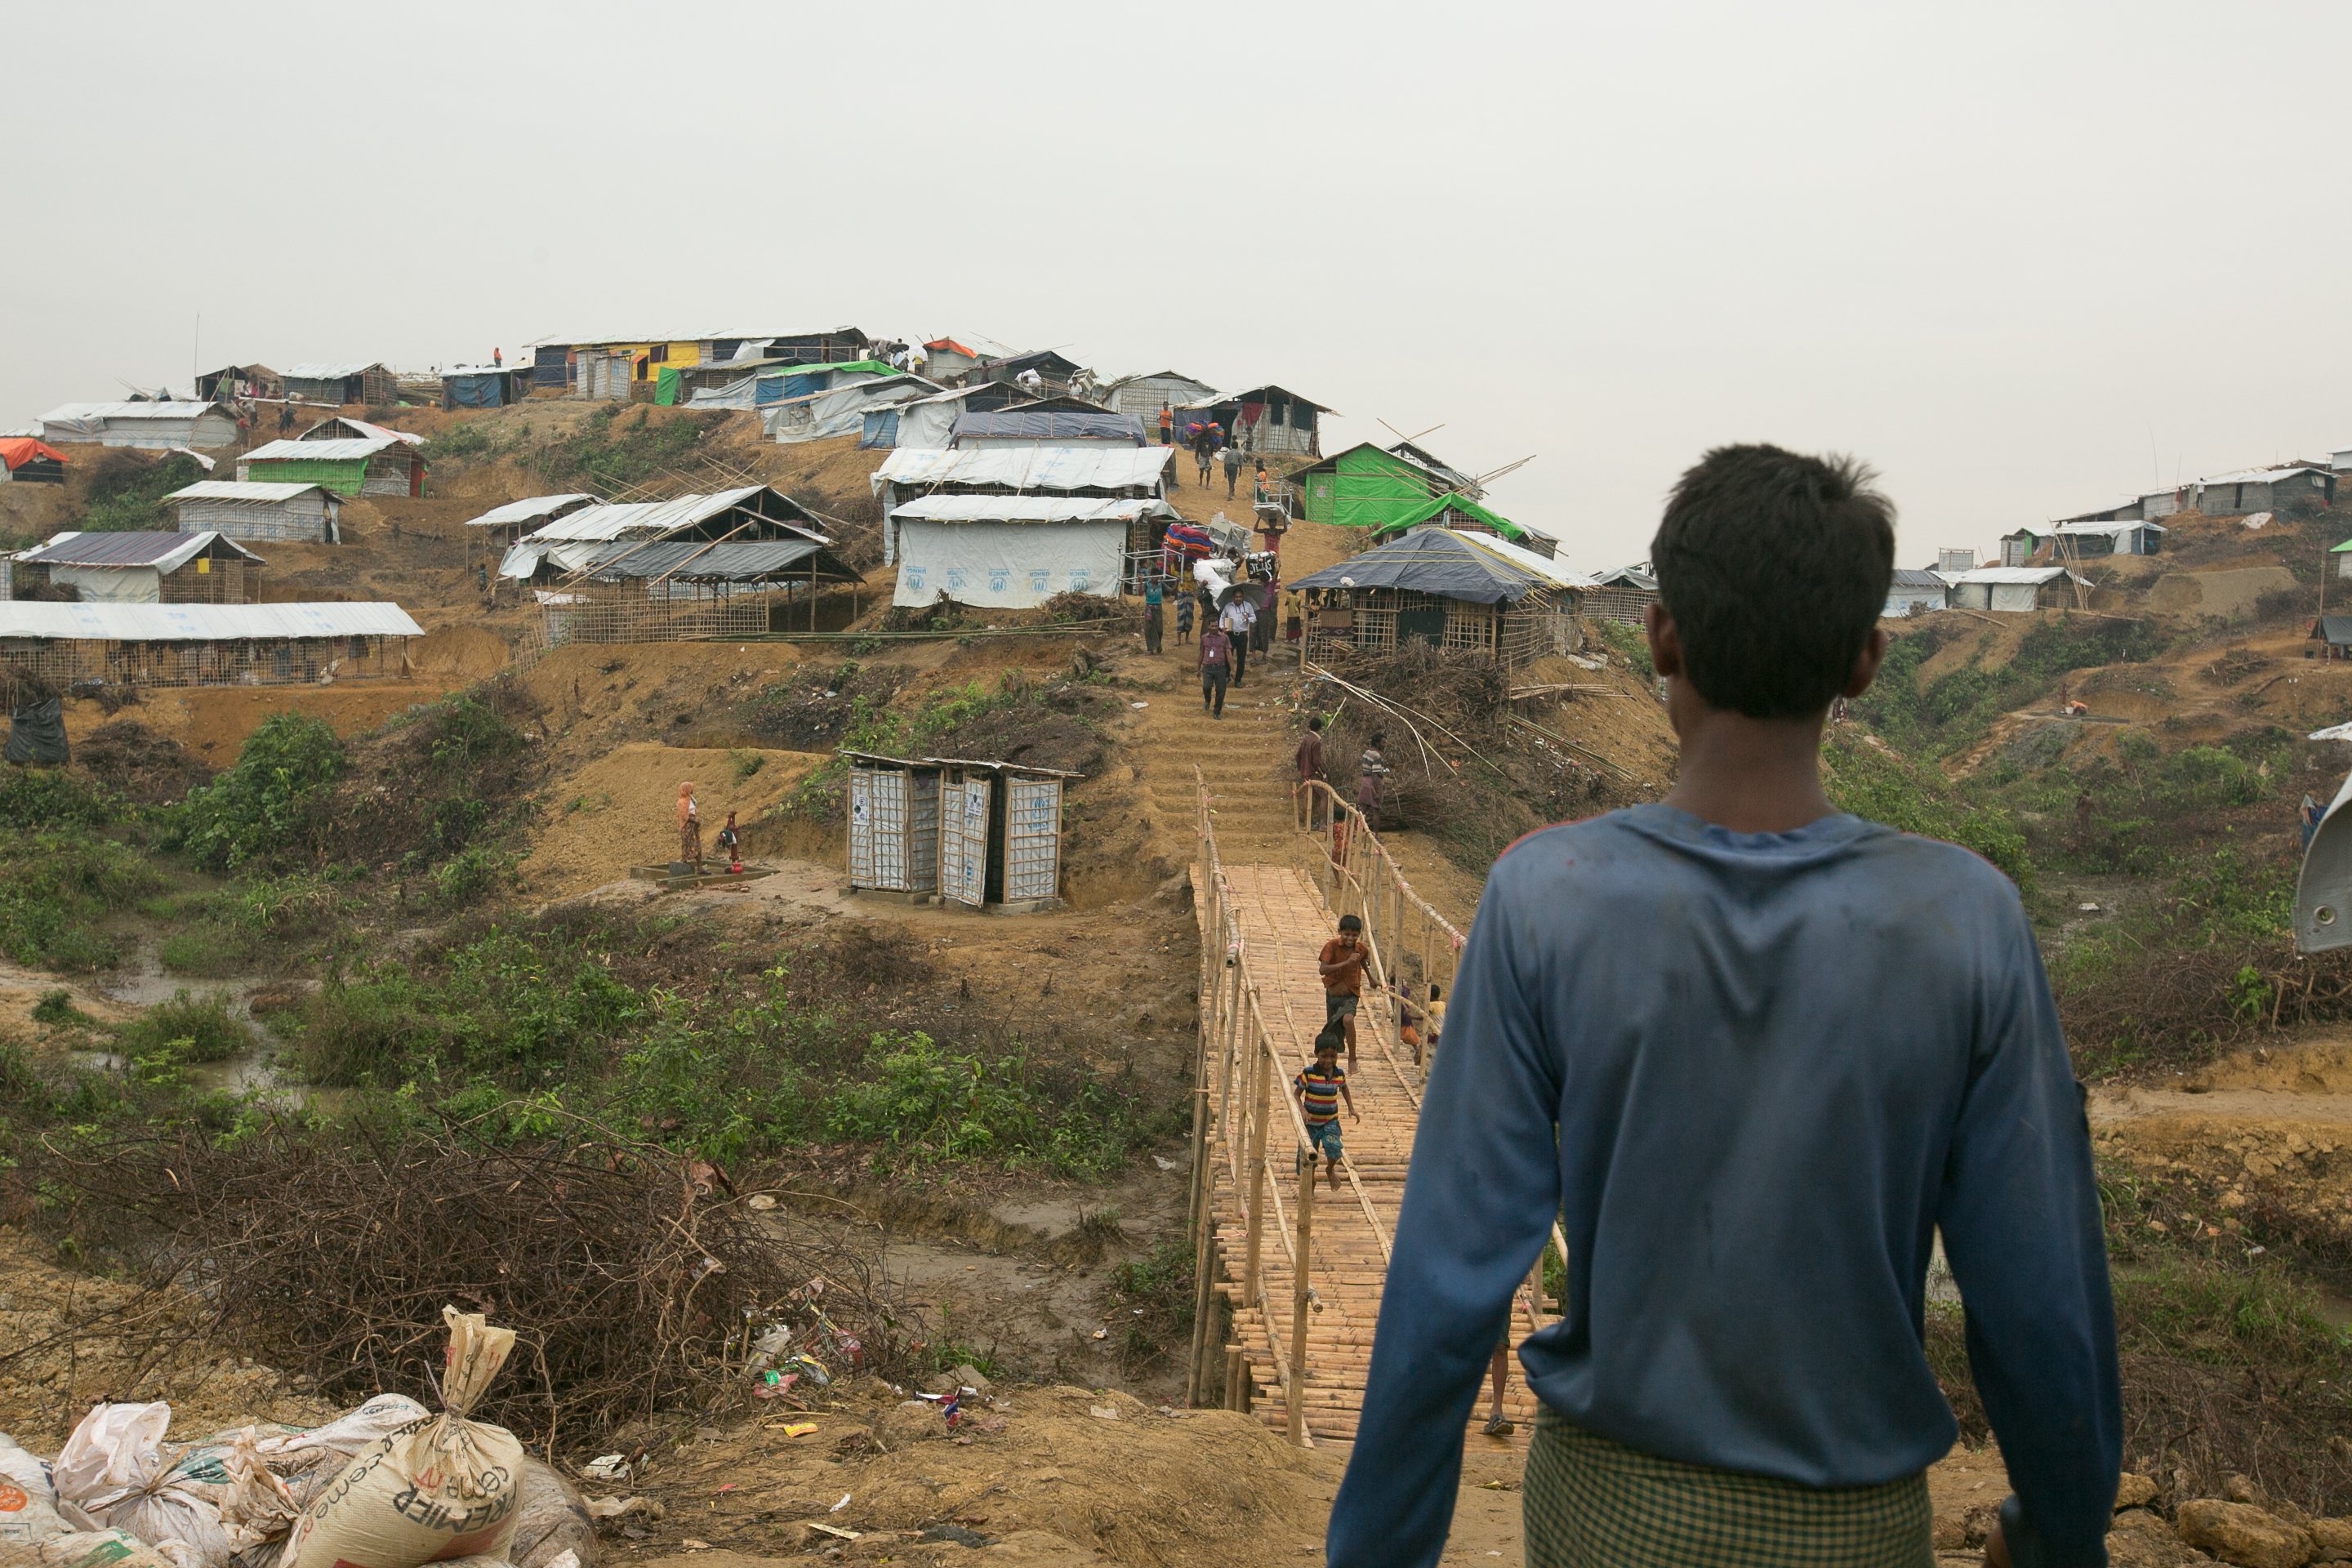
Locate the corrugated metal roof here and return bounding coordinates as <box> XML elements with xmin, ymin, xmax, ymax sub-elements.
<box><xmin>575</xmin><ymin>539</ymin><xmax>859</xmax><ymax>583</ymax></box>
<box><xmin>1448</xmin><ymin>530</ymin><xmax>1595</xmax><ymax>590</ymax></box>
<box><xmin>948</xmin><ymin>410</ymin><xmax>1147</xmax><ymax>445</ymax></box>
<box><xmin>890</xmin><ymin>495</ymin><xmax>1172</xmax><ymax>523</ymax></box>
<box><xmin>1176</xmin><ymin>384</ymin><xmax>1335</xmax><ymax>415</ymax></box>
<box><xmin>299</xmin><ymin>417</ymin><xmax>423</xmax><ymax>447</ymax></box>
<box><xmin>278</xmin><ymin>363</ymin><xmax>387</xmax><ymax>380</ymax></box>
<box><xmin>461</xmin><ymin>494</ymin><xmax>595</xmax><ymax>528</ymax></box>
<box><xmin>2201</xmin><ymin>466</ymin><xmax>2327</xmax><ymax>486</ymax></box>
<box><xmin>440</xmin><ymin>365</ymin><xmax>515</xmax><ymax>377</ymax></box>
<box><xmin>38</xmin><ymin>402</ymin><xmax>226</xmax><ymax>421</ymax></box>
<box><xmin>242</xmin><ymin>438</ymin><xmax>404</xmax><ymax>462</ymax></box>
<box><xmin>166</xmin><ymin>480</ymin><xmax>333</xmax><ymax>504</ymax></box>
<box><xmin>521</xmin><ymin>488</ymin><xmax>825</xmax><ymax>544</ymax></box>
<box><xmin>0</xmin><ymin>601</ymin><xmax>421</xmax><ymax>642</ymax></box>
<box><xmin>872</xmin><ymin>447</ymin><xmax>1174</xmax><ymax>492</ymax></box>
<box><xmin>1889</xmin><ymin>568</ymin><xmax>1947</xmax><ymax>589</ymax></box>
<box><xmin>20</xmin><ymin>531</ymin><xmax>263</xmax><ymax>570</ymax></box>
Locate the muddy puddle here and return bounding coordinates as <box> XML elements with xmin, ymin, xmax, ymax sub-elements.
<box><xmin>69</xmin><ymin>947</ymin><xmax>344</xmax><ymax>1111</ymax></box>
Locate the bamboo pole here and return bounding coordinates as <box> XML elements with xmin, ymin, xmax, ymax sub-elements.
<box><xmin>1240</xmin><ymin>1022</ymin><xmax>1273</xmax><ymax>1308</ymax></box>
<box><xmin>1288</xmin><ymin>1152</ymin><xmax>1318</xmax><ymax>1447</ymax></box>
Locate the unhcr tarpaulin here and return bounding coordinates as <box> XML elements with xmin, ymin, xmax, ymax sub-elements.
<box><xmin>763</xmin><ymin>378</ymin><xmax>938</xmax><ymax>445</ymax></box>
<box><xmin>893</xmin><ymin>519</ymin><xmax>1126</xmax><ymax>609</ymax></box>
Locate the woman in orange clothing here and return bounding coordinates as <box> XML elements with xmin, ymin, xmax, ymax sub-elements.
<box><xmin>677</xmin><ymin>781</ymin><xmax>702</xmax><ymax>869</ymax></box>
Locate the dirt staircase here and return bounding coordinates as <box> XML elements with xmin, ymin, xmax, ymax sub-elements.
<box><xmin>1125</xmin><ymin>640</ymin><xmax>1303</xmax><ymax>862</ymax></box>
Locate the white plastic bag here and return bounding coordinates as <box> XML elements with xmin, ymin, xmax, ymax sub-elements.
<box><xmin>278</xmin><ymin>1311</ymin><xmax>524</xmax><ymax>1568</ymax></box>
<box><xmin>0</xmin><ymin>1432</ymin><xmax>68</xmax><ymax>1545</ymax></box>
<box><xmin>16</xmin><ymin>1528</ymin><xmax>186</xmax><ymax>1568</ymax></box>
<box><xmin>49</xmin><ymin>1404</ymin><xmax>232</xmax><ymax>1568</ymax></box>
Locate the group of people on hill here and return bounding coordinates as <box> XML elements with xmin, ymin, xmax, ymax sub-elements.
<box><xmin>1157</xmin><ymin>401</ymin><xmax>1259</xmax><ymax>497</ymax></box>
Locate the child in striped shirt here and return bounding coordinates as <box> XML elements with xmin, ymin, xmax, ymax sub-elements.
<box><xmin>1294</xmin><ymin>1031</ymin><xmax>1357</xmax><ymax>1192</ymax></box>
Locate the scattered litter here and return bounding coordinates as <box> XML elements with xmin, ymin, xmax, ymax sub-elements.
<box><xmin>679</xmin><ymin>1539</ymin><xmax>711</xmax><ymax>1552</ymax></box>
<box><xmin>1090</xmin><ymin>1329</ymin><xmax>1107</xmax><ymax>1341</ymax></box>
<box><xmin>710</xmin><ymin>1484</ymin><xmax>735</xmax><ymax>1497</ymax></box>
<box><xmin>808</xmin><ymin>1523</ymin><xmax>860</xmax><ymax>1542</ymax></box>
<box><xmin>779</xmin><ymin>1423</ymin><xmax>818</xmax><ymax>1440</ymax></box>
<box><xmin>2077</xmin><ymin>902</ymin><xmax>2101</xmax><ymax>912</ymax></box>
<box><xmin>1129</xmin><ymin>701</ymin><xmax>1149</xmax><ymax>709</ymax></box>
<box><xmin>2309</xmin><ymin>721</ymin><xmax>2352</xmax><ymax>742</ymax></box>
<box><xmin>582</xmin><ymin>1455</ymin><xmax>630</xmax><ymax>1481</ymax></box>
<box><xmin>1089</xmin><ymin>1406</ymin><xmax>1121</xmax><ymax>1422</ymax></box>
<box><xmin>746</xmin><ymin>1194</ymin><xmax>777</xmax><ymax>1211</ymax></box>
<box><xmin>1152</xmin><ymin>1156</ymin><xmax>1179</xmax><ymax>1171</ymax></box>
<box><xmin>581</xmin><ymin>1496</ymin><xmax>659</xmax><ymax>1521</ymax></box>
<box><xmin>831</xmin><ymin>1494</ymin><xmax>851</xmax><ymax>1513</ymax></box>
<box><xmin>0</xmin><ymin>1432</ymin><xmax>66</xmax><ymax>1545</ymax></box>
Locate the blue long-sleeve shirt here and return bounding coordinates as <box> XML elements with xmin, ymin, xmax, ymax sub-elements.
<box><xmin>1327</xmin><ymin>805</ymin><xmax>2119</xmax><ymax>1567</ymax></box>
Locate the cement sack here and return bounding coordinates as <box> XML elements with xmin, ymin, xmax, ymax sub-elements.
<box><xmin>278</xmin><ymin>1310</ymin><xmax>523</xmax><ymax>1568</ymax></box>
<box><xmin>505</xmin><ymin>1463</ymin><xmax>591</xmax><ymax>1568</ymax></box>
<box><xmin>12</xmin><ymin>1529</ymin><xmax>186</xmax><ymax>1568</ymax></box>
<box><xmin>51</xmin><ymin>1405</ymin><xmax>232</xmax><ymax>1568</ymax></box>
<box><xmin>0</xmin><ymin>1432</ymin><xmax>67</xmax><ymax>1547</ymax></box>
<box><xmin>248</xmin><ymin>1400</ymin><xmax>430</xmax><ymax>1511</ymax></box>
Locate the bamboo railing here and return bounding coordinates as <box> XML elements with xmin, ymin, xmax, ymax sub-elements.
<box><xmin>1184</xmin><ymin>766</ymin><xmax>1565</xmax><ymax>1446</ymax></box>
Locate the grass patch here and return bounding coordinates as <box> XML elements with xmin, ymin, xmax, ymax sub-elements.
<box><xmin>1821</xmin><ymin>732</ymin><xmax>2029</xmax><ymax>888</ymax></box>
<box><xmin>115</xmin><ymin>989</ymin><xmax>247</xmax><ymax>1065</ymax></box>
<box><xmin>0</xmin><ymin>835</ymin><xmax>164</xmax><ymax>972</ymax></box>
<box><xmin>32</xmin><ymin>989</ymin><xmax>87</xmax><ymax>1027</ymax></box>
<box><xmin>72</xmin><ymin>450</ymin><xmax>203</xmax><ymax>533</ymax></box>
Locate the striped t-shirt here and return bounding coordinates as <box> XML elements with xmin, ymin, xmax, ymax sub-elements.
<box><xmin>1296</xmin><ymin>1064</ymin><xmax>1346</xmax><ymax>1125</ymax></box>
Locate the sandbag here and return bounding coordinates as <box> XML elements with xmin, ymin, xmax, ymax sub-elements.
<box><xmin>505</xmin><ymin>1463</ymin><xmax>591</xmax><ymax>1568</ymax></box>
<box><xmin>51</xmin><ymin>1404</ymin><xmax>232</xmax><ymax>1568</ymax></box>
<box><xmin>0</xmin><ymin>1432</ymin><xmax>67</xmax><ymax>1547</ymax></box>
<box><xmin>279</xmin><ymin>1311</ymin><xmax>523</xmax><ymax>1568</ymax></box>
<box><xmin>248</xmin><ymin>1400</ymin><xmax>430</xmax><ymax>1512</ymax></box>
<box><xmin>5</xmin><ymin>700</ymin><xmax>69</xmax><ymax>767</ymax></box>
<box><xmin>12</xmin><ymin>1529</ymin><xmax>184</xmax><ymax>1568</ymax></box>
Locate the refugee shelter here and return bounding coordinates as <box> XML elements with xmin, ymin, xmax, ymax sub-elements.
<box><xmin>1102</xmin><ymin>372</ymin><xmax>1218</xmax><ymax>423</ymax></box>
<box><xmin>0</xmin><ymin>600</ymin><xmax>421</xmax><ymax>687</ymax></box>
<box><xmin>2059</xmin><ymin>490</ymin><xmax>2185</xmax><ymax>523</ymax></box>
<box><xmin>38</xmin><ymin>402</ymin><xmax>239</xmax><ymax>450</ymax></box>
<box><xmin>1366</xmin><ymin>492</ymin><xmax>1556</xmax><ymax>556</ymax></box>
<box><xmin>14</xmin><ymin>531</ymin><xmax>263</xmax><ymax>604</ymax></box>
<box><xmin>546</xmin><ymin>535</ymin><xmax>862</xmax><ymax>646</ymax></box>
<box><xmin>2330</xmin><ymin>537</ymin><xmax>2352</xmax><ymax>581</ymax></box>
<box><xmin>238</xmin><ymin>436</ymin><xmax>424</xmax><ymax>497</ymax></box>
<box><xmin>440</xmin><ymin>365</ymin><xmax>528</xmax><ymax>408</ymax></box>
<box><xmin>2194</xmin><ymin>466</ymin><xmax>2336</xmax><ymax>517</ymax></box>
<box><xmin>1177</xmin><ymin>385</ymin><xmax>1330</xmax><ymax>458</ymax></box>
<box><xmin>1289</xmin><ymin>528</ymin><xmax>1581</xmax><ymax>670</ymax></box>
<box><xmin>889</xmin><ymin>494</ymin><xmax>1172</xmax><ymax>609</ymax></box>
<box><xmin>1294</xmin><ymin>442</ymin><xmax>1484</xmax><ymax>528</ymax></box>
<box><xmin>0</xmin><ymin>439</ymin><xmax>67</xmax><ymax>483</ymax></box>
<box><xmin>279</xmin><ymin>363</ymin><xmax>395</xmax><ymax>407</ymax></box>
<box><xmin>862</xmin><ymin>383</ymin><xmax>1022</xmax><ymax>450</ymax></box>
<box><xmin>164</xmin><ymin>481</ymin><xmax>342</xmax><ymax>543</ymax></box>
<box><xmin>460</xmin><ymin>494</ymin><xmax>595</xmax><ymax>547</ymax></box>
<box><xmin>873</xmin><ymin>446</ymin><xmax>1175</xmax><ymax>580</ymax></box>
<box><xmin>844</xmin><ymin>751</ymin><xmax>1074</xmax><ymax>911</ymax></box>
<box><xmin>298</xmin><ymin>416</ymin><xmax>421</xmax><ymax>448</ymax></box>
<box><xmin>920</xmin><ymin>336</ymin><xmax>1016</xmax><ymax>385</ymax></box>
<box><xmin>973</xmin><ymin>350</ymin><xmax>1085</xmax><ymax>396</ymax></box>
<box><xmin>195</xmin><ymin>364</ymin><xmax>281</xmax><ymax>402</ymax></box>
<box><xmin>1582</xmin><ymin>565</ymin><xmax>1659</xmax><ymax>626</ymax></box>
<box><xmin>2000</xmin><ymin>520</ymin><xmax>2166</xmax><ymax>566</ymax></box>
<box><xmin>760</xmin><ymin>375</ymin><xmax>938</xmax><ymax>443</ymax></box>
<box><xmin>1886</xmin><ymin>568</ymin><xmax>1949</xmax><ymax>617</ymax></box>
<box><xmin>2315</xmin><ymin>617</ymin><xmax>2352</xmax><ymax>657</ymax></box>
<box><xmin>948</xmin><ymin>410</ymin><xmax>1147</xmax><ymax>449</ymax></box>
<box><xmin>1944</xmin><ymin>565</ymin><xmax>2091</xmax><ymax>612</ymax></box>
<box><xmin>498</xmin><ymin>485</ymin><xmax>826</xmax><ymax>581</ymax></box>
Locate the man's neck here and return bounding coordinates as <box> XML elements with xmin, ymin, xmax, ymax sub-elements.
<box><xmin>1661</xmin><ymin>701</ymin><xmax>1837</xmax><ymax>835</ymax></box>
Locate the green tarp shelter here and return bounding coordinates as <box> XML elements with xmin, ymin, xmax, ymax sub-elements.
<box><xmin>1368</xmin><ymin>492</ymin><xmax>1539</xmax><ymax>544</ymax></box>
<box><xmin>1294</xmin><ymin>441</ymin><xmax>1490</xmax><ymax>529</ymax></box>
<box><xmin>655</xmin><ymin>366</ymin><xmax>681</xmax><ymax>406</ymax></box>
<box><xmin>240</xmin><ymin>454</ymin><xmax>371</xmax><ymax>495</ymax></box>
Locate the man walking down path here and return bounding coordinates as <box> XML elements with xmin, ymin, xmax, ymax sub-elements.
<box><xmin>1198</xmin><ymin>621</ymin><xmax>1233</xmax><ymax>718</ymax></box>
<box><xmin>1327</xmin><ymin>444</ymin><xmax>2118</xmax><ymax>1568</ymax></box>
<box><xmin>1221</xmin><ymin>443</ymin><xmax>1243</xmax><ymax>497</ymax></box>
<box><xmin>1143</xmin><ymin>577</ymin><xmax>1165</xmax><ymax>654</ymax></box>
<box><xmin>1220</xmin><ymin>591</ymin><xmax>1257</xmax><ymax>686</ymax></box>
<box><xmin>1295</xmin><ymin>714</ymin><xmax>1326</xmax><ymax>826</ymax></box>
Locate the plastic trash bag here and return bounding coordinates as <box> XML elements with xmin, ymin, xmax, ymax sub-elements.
<box><xmin>5</xmin><ymin>698</ymin><xmax>69</xmax><ymax>766</ymax></box>
<box><xmin>0</xmin><ymin>1431</ymin><xmax>69</xmax><ymax>1546</ymax></box>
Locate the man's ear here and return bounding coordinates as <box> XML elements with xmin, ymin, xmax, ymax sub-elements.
<box><xmin>1842</xmin><ymin>626</ymin><xmax>1890</xmax><ymax>699</ymax></box>
<box><xmin>1644</xmin><ymin>601</ymin><xmax>1682</xmax><ymax>679</ymax></box>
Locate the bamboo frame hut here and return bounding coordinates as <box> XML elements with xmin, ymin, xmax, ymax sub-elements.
<box><xmin>0</xmin><ymin>601</ymin><xmax>421</xmax><ymax>687</ymax></box>
<box><xmin>1288</xmin><ymin>528</ymin><xmax>1586</xmax><ymax>672</ymax></box>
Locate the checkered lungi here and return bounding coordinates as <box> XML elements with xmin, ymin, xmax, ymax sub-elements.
<box><xmin>1523</xmin><ymin>1407</ymin><xmax>1933</xmax><ymax>1568</ymax></box>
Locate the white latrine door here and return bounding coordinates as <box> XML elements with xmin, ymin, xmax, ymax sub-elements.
<box><xmin>940</xmin><ymin>777</ymin><xmax>991</xmax><ymax>908</ymax></box>
<box><xmin>1003</xmin><ymin>777</ymin><xmax>1061</xmax><ymax>903</ymax></box>
<box><xmin>849</xmin><ymin>768</ymin><xmax>909</xmax><ymax>889</ymax></box>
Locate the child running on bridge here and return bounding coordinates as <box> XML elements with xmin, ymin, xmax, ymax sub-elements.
<box><xmin>1329</xmin><ymin>444</ymin><xmax>2118</xmax><ymax>1568</ymax></box>
<box><xmin>1293</xmin><ymin>1030</ymin><xmax>1356</xmax><ymax>1194</ymax></box>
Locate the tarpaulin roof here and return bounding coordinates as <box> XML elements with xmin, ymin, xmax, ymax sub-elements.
<box><xmin>871</xmin><ymin>446</ymin><xmax>1174</xmax><ymax>494</ymax></box>
<box><xmin>889</xmin><ymin>495</ymin><xmax>1173</xmax><ymax>524</ymax></box>
<box><xmin>440</xmin><ymin>365</ymin><xmax>518</xmax><ymax>377</ymax></box>
<box><xmin>278</xmin><ymin>363</ymin><xmax>389</xmax><ymax>380</ymax></box>
<box><xmin>460</xmin><ymin>494</ymin><xmax>596</xmax><ymax>528</ymax></box>
<box><xmin>165</xmin><ymin>480</ymin><xmax>335</xmax><ymax>505</ymax></box>
<box><xmin>0</xmin><ymin>601</ymin><xmax>421</xmax><ymax>642</ymax></box>
<box><xmin>1592</xmin><ymin>565</ymin><xmax>1658</xmax><ymax>590</ymax></box>
<box><xmin>1176</xmin><ymin>384</ymin><xmax>1334</xmax><ymax>415</ymax></box>
<box><xmin>949</xmin><ymin>410</ymin><xmax>1147</xmax><ymax>445</ymax></box>
<box><xmin>1890</xmin><ymin>568</ymin><xmax>1948</xmax><ymax>589</ymax></box>
<box><xmin>1369</xmin><ymin>491</ymin><xmax>1539</xmax><ymax>543</ymax></box>
<box><xmin>572</xmin><ymin>538</ymin><xmax>861</xmax><ymax>585</ymax></box>
<box><xmin>1288</xmin><ymin>528</ymin><xmax>1562</xmax><ymax>605</ymax></box>
<box><xmin>1944</xmin><ymin>566</ymin><xmax>2093</xmax><ymax>586</ymax></box>
<box><xmin>299</xmin><ymin>416</ymin><xmax>424</xmax><ymax>447</ymax></box>
<box><xmin>1444</xmin><ymin>528</ymin><xmax>1592</xmax><ymax>590</ymax></box>
<box><xmin>924</xmin><ymin>335</ymin><xmax>1015</xmax><ymax>360</ymax></box>
<box><xmin>20</xmin><ymin>530</ymin><xmax>264</xmax><ymax>571</ymax></box>
<box><xmin>2203</xmin><ymin>465</ymin><xmax>2329</xmax><ymax>485</ymax></box>
<box><xmin>242</xmin><ymin>437</ymin><xmax>408</xmax><ymax>463</ymax></box>
<box><xmin>2316</xmin><ymin>617</ymin><xmax>2352</xmax><ymax>647</ymax></box>
<box><xmin>40</xmin><ymin>402</ymin><xmax>228</xmax><ymax>422</ymax></box>
<box><xmin>0</xmin><ymin>438</ymin><xmax>67</xmax><ymax>470</ymax></box>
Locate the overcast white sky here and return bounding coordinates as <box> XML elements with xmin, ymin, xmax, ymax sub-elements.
<box><xmin>2</xmin><ymin>2</ymin><xmax>2345</xmax><ymax>569</ymax></box>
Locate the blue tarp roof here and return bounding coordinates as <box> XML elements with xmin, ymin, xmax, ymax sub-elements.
<box><xmin>1288</xmin><ymin>528</ymin><xmax>1556</xmax><ymax>605</ymax></box>
<box><xmin>950</xmin><ymin>410</ymin><xmax>1147</xmax><ymax>445</ymax></box>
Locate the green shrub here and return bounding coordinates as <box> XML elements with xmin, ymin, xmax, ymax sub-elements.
<box><xmin>32</xmin><ymin>989</ymin><xmax>84</xmax><ymax>1026</ymax></box>
<box><xmin>1821</xmin><ymin>735</ymin><xmax>2030</xmax><ymax>887</ymax></box>
<box><xmin>823</xmin><ymin>1031</ymin><xmax>1134</xmax><ymax>1176</ymax></box>
<box><xmin>115</xmin><ymin>989</ymin><xmax>247</xmax><ymax>1065</ymax></box>
<box><xmin>0</xmin><ymin>835</ymin><xmax>163</xmax><ymax>971</ymax></box>
<box><xmin>74</xmin><ymin>451</ymin><xmax>202</xmax><ymax>532</ymax></box>
<box><xmin>174</xmin><ymin>714</ymin><xmax>345</xmax><ymax>871</ymax></box>
<box><xmin>0</xmin><ymin>768</ymin><xmax>124</xmax><ymax>830</ymax></box>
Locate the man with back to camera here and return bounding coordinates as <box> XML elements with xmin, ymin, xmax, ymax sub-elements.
<box><xmin>1326</xmin><ymin>444</ymin><xmax>2118</xmax><ymax>1568</ymax></box>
